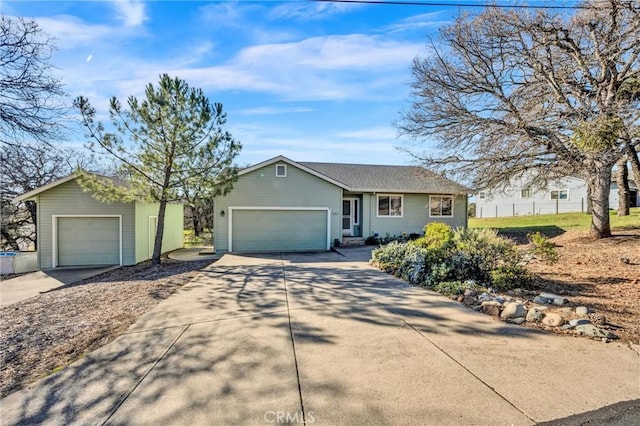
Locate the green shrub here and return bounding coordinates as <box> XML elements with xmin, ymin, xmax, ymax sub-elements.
<box><xmin>365</xmin><ymin>236</ymin><xmax>379</xmax><ymax>245</ymax></box>
<box><xmin>527</xmin><ymin>231</ymin><xmax>559</xmax><ymax>264</ymax></box>
<box><xmin>371</xmin><ymin>223</ymin><xmax>529</xmax><ymax>295</ymax></box>
<box><xmin>489</xmin><ymin>265</ymin><xmax>530</xmax><ymax>291</ymax></box>
<box><xmin>433</xmin><ymin>280</ymin><xmax>476</xmax><ymax>295</ymax></box>
<box><xmin>371</xmin><ymin>241</ymin><xmax>410</xmax><ymax>271</ymax></box>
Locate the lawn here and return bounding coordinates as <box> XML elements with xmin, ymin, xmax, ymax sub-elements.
<box><xmin>469</xmin><ymin>207</ymin><xmax>640</xmax><ymax>233</ymax></box>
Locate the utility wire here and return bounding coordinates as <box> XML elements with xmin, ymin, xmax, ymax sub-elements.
<box><xmin>310</xmin><ymin>0</ymin><xmax>589</xmax><ymax>9</ymax></box>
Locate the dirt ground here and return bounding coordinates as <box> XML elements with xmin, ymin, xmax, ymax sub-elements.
<box><xmin>522</xmin><ymin>229</ymin><xmax>640</xmax><ymax>345</ymax></box>
<box><xmin>0</xmin><ymin>259</ymin><xmax>211</xmax><ymax>398</ymax></box>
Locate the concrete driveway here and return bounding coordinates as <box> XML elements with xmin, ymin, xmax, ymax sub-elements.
<box><xmin>0</xmin><ymin>266</ymin><xmax>120</xmax><ymax>307</ymax></box>
<box><xmin>1</xmin><ymin>248</ymin><xmax>638</xmax><ymax>425</ymax></box>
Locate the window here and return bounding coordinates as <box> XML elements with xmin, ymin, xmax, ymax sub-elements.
<box><xmin>550</xmin><ymin>190</ymin><xmax>568</xmax><ymax>200</ymax></box>
<box><xmin>429</xmin><ymin>195</ymin><xmax>454</xmax><ymax>217</ymax></box>
<box><xmin>275</xmin><ymin>164</ymin><xmax>287</xmax><ymax>177</ymax></box>
<box><xmin>478</xmin><ymin>192</ymin><xmax>486</xmax><ymax>200</ymax></box>
<box><xmin>377</xmin><ymin>195</ymin><xmax>403</xmax><ymax>217</ymax></box>
<box><xmin>520</xmin><ymin>188</ymin><xmax>533</xmax><ymax>198</ymax></box>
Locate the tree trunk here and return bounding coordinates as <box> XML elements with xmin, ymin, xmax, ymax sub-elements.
<box><xmin>585</xmin><ymin>185</ymin><xmax>593</xmax><ymax>214</ymax></box>
<box><xmin>586</xmin><ymin>165</ymin><xmax>613</xmax><ymax>239</ymax></box>
<box><xmin>191</xmin><ymin>206</ymin><xmax>201</xmax><ymax>237</ymax></box>
<box><xmin>151</xmin><ymin>200</ymin><xmax>167</xmax><ymax>266</ymax></box>
<box><xmin>627</xmin><ymin>143</ymin><xmax>640</xmax><ymax>189</ymax></box>
<box><xmin>616</xmin><ymin>158</ymin><xmax>630</xmax><ymax>216</ymax></box>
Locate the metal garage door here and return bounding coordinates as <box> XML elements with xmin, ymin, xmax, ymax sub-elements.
<box><xmin>57</xmin><ymin>217</ymin><xmax>120</xmax><ymax>266</ymax></box>
<box><xmin>231</xmin><ymin>209</ymin><xmax>328</xmax><ymax>252</ymax></box>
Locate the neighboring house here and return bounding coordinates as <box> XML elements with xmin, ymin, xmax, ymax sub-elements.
<box><xmin>213</xmin><ymin>156</ymin><xmax>470</xmax><ymax>253</ymax></box>
<box><xmin>476</xmin><ymin>176</ymin><xmax>639</xmax><ymax>218</ymax></box>
<box><xmin>13</xmin><ymin>174</ymin><xmax>183</xmax><ymax>269</ymax></box>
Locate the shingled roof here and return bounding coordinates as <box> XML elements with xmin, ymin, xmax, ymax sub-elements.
<box><xmin>299</xmin><ymin>161</ymin><xmax>469</xmax><ymax>194</ymax></box>
<box><xmin>241</xmin><ymin>156</ymin><xmax>468</xmax><ymax>194</ymax></box>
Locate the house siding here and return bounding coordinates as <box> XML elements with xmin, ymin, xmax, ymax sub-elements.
<box><xmin>472</xmin><ymin>176</ymin><xmax>638</xmax><ymax>218</ymax></box>
<box><xmin>214</xmin><ymin>163</ymin><xmax>342</xmax><ymax>252</ymax></box>
<box><xmin>134</xmin><ymin>202</ymin><xmax>184</xmax><ymax>263</ymax></box>
<box><xmin>37</xmin><ymin>179</ymin><xmax>136</xmax><ymax>268</ymax></box>
<box><xmin>366</xmin><ymin>193</ymin><xmax>467</xmax><ymax>238</ymax></box>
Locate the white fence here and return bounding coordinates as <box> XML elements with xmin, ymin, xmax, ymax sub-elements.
<box><xmin>477</xmin><ymin>199</ymin><xmax>586</xmax><ymax>218</ymax></box>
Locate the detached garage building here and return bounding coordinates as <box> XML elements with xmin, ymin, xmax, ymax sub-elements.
<box><xmin>213</xmin><ymin>156</ymin><xmax>469</xmax><ymax>253</ymax></box>
<box><xmin>14</xmin><ymin>174</ymin><xmax>183</xmax><ymax>269</ymax></box>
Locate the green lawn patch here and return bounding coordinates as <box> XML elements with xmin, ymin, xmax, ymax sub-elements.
<box><xmin>469</xmin><ymin>208</ymin><xmax>640</xmax><ymax>233</ymax></box>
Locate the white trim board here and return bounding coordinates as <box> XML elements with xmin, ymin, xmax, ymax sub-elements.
<box><xmin>52</xmin><ymin>215</ymin><xmax>123</xmax><ymax>267</ymax></box>
<box><xmin>227</xmin><ymin>206</ymin><xmax>331</xmax><ymax>252</ymax></box>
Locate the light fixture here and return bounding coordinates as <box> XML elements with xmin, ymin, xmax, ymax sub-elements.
<box><xmin>220</xmin><ymin>210</ymin><xmax>225</xmax><ymax>217</ymax></box>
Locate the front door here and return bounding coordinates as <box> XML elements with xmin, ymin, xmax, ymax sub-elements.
<box><xmin>342</xmin><ymin>198</ymin><xmax>359</xmax><ymax>236</ymax></box>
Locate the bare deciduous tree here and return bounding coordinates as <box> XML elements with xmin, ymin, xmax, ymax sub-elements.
<box><xmin>0</xmin><ymin>16</ymin><xmax>64</xmax><ymax>146</ymax></box>
<box><xmin>398</xmin><ymin>0</ymin><xmax>640</xmax><ymax>238</ymax></box>
<box><xmin>0</xmin><ymin>144</ymin><xmax>91</xmax><ymax>250</ymax></box>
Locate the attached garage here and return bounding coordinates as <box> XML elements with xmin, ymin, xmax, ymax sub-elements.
<box><xmin>229</xmin><ymin>208</ymin><xmax>330</xmax><ymax>252</ymax></box>
<box><xmin>55</xmin><ymin>216</ymin><xmax>121</xmax><ymax>266</ymax></box>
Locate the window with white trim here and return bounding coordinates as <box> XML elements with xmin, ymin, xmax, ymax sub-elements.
<box><xmin>550</xmin><ymin>190</ymin><xmax>568</xmax><ymax>200</ymax></box>
<box><xmin>521</xmin><ymin>188</ymin><xmax>534</xmax><ymax>198</ymax></box>
<box><xmin>478</xmin><ymin>192</ymin><xmax>486</xmax><ymax>200</ymax></box>
<box><xmin>377</xmin><ymin>195</ymin><xmax>403</xmax><ymax>217</ymax></box>
<box><xmin>275</xmin><ymin>164</ymin><xmax>287</xmax><ymax>177</ymax></box>
<box><xmin>429</xmin><ymin>195</ymin><xmax>454</xmax><ymax>217</ymax></box>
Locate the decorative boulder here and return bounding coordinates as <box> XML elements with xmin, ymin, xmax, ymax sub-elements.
<box><xmin>500</xmin><ymin>302</ymin><xmax>527</xmax><ymax>320</ymax></box>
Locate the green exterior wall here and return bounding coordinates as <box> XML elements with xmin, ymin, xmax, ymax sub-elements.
<box><xmin>134</xmin><ymin>202</ymin><xmax>184</xmax><ymax>263</ymax></box>
<box><xmin>214</xmin><ymin>162</ymin><xmax>342</xmax><ymax>252</ymax></box>
<box><xmin>364</xmin><ymin>193</ymin><xmax>467</xmax><ymax>238</ymax></box>
<box><xmin>36</xmin><ymin>179</ymin><xmax>136</xmax><ymax>269</ymax></box>
<box><xmin>214</xmin><ymin>161</ymin><xmax>468</xmax><ymax>252</ymax></box>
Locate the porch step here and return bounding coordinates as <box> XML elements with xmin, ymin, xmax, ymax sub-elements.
<box><xmin>342</xmin><ymin>237</ymin><xmax>365</xmax><ymax>247</ymax></box>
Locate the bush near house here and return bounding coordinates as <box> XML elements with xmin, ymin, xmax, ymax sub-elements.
<box><xmin>371</xmin><ymin>222</ymin><xmax>529</xmax><ymax>293</ymax></box>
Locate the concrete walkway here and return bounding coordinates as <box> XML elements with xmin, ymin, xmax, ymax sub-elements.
<box><xmin>0</xmin><ymin>266</ymin><xmax>119</xmax><ymax>307</ymax></box>
<box><xmin>1</xmin><ymin>250</ymin><xmax>638</xmax><ymax>425</ymax></box>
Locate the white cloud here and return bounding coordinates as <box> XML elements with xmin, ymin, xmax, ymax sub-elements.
<box><xmin>111</xmin><ymin>0</ymin><xmax>147</xmax><ymax>27</ymax></box>
<box><xmin>385</xmin><ymin>12</ymin><xmax>450</xmax><ymax>33</ymax></box>
<box><xmin>36</xmin><ymin>15</ymin><xmax>114</xmax><ymax>48</ymax></box>
<box><xmin>269</xmin><ymin>1</ymin><xmax>362</xmax><ymax>21</ymax></box>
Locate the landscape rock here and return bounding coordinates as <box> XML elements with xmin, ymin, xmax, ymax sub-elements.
<box><xmin>575</xmin><ymin>306</ymin><xmax>589</xmax><ymax>316</ymax></box>
<box><xmin>494</xmin><ymin>296</ymin><xmax>506</xmax><ymax>304</ymax></box>
<box><xmin>463</xmin><ymin>289</ymin><xmax>478</xmax><ymax>297</ymax></box>
<box><xmin>533</xmin><ymin>296</ymin><xmax>551</xmax><ymax>304</ymax></box>
<box><xmin>526</xmin><ymin>308</ymin><xmax>544</xmax><ymax>322</ymax></box>
<box><xmin>478</xmin><ymin>292</ymin><xmax>492</xmax><ymax>302</ymax></box>
<box><xmin>482</xmin><ymin>304</ymin><xmax>501</xmax><ymax>316</ymax></box>
<box><xmin>481</xmin><ymin>300</ymin><xmax>502</xmax><ymax>306</ymax></box>
<box><xmin>542</xmin><ymin>313</ymin><xmax>564</xmax><ymax>327</ymax></box>
<box><xmin>472</xmin><ymin>305</ymin><xmax>483</xmax><ymax>311</ymax></box>
<box><xmin>575</xmin><ymin>324</ymin><xmax>618</xmax><ymax>340</ymax></box>
<box><xmin>462</xmin><ymin>296</ymin><xmax>477</xmax><ymax>306</ymax></box>
<box><xmin>540</xmin><ymin>292</ymin><xmax>563</xmax><ymax>299</ymax></box>
<box><xmin>507</xmin><ymin>317</ymin><xmax>526</xmax><ymax>325</ymax></box>
<box><xmin>500</xmin><ymin>302</ymin><xmax>527</xmax><ymax>320</ymax></box>
<box><xmin>553</xmin><ymin>297</ymin><xmax>568</xmax><ymax>306</ymax></box>
<box><xmin>569</xmin><ymin>319</ymin><xmax>591</xmax><ymax>327</ymax></box>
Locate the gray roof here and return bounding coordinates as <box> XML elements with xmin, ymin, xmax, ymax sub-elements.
<box><xmin>299</xmin><ymin>161</ymin><xmax>470</xmax><ymax>194</ymax></box>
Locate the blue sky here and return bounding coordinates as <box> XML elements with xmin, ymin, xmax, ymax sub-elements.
<box><xmin>4</xmin><ymin>0</ymin><xmax>473</xmax><ymax>166</ymax></box>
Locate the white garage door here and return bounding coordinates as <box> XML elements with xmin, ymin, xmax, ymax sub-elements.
<box><xmin>57</xmin><ymin>217</ymin><xmax>120</xmax><ymax>266</ymax></box>
<box><xmin>230</xmin><ymin>209</ymin><xmax>329</xmax><ymax>252</ymax></box>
